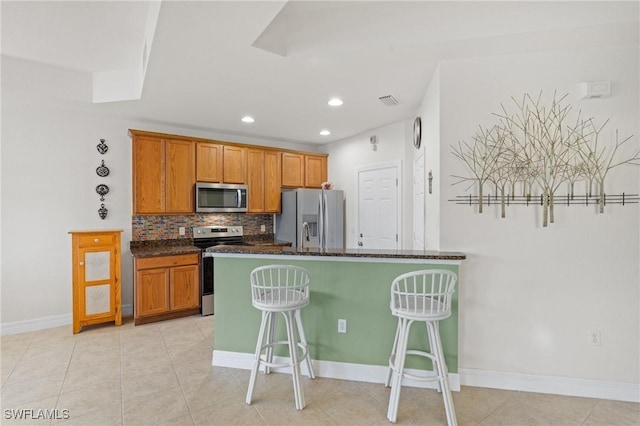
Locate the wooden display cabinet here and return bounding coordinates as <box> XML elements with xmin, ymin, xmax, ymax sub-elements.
<box><xmin>69</xmin><ymin>230</ymin><xmax>123</xmax><ymax>334</ymax></box>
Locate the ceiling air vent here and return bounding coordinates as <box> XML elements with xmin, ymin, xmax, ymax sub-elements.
<box><xmin>378</xmin><ymin>95</ymin><xmax>400</xmax><ymax>106</ymax></box>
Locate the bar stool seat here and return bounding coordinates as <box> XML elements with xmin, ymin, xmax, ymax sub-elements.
<box><xmin>246</xmin><ymin>265</ymin><xmax>315</xmax><ymax>410</ymax></box>
<box><xmin>385</xmin><ymin>269</ymin><xmax>458</xmax><ymax>425</ymax></box>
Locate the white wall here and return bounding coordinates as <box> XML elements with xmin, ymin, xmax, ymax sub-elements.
<box><xmin>417</xmin><ymin>65</ymin><xmax>441</xmax><ymax>250</ymax></box>
<box><xmin>0</xmin><ymin>57</ymin><xmax>314</xmax><ymax>331</ymax></box>
<box><xmin>435</xmin><ymin>46</ymin><xmax>639</xmax><ymax>389</ymax></box>
<box><xmin>323</xmin><ymin>121</ymin><xmax>412</xmax><ymax>249</ymax></box>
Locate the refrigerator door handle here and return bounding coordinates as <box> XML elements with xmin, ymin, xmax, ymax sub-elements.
<box><xmin>323</xmin><ymin>192</ymin><xmax>328</xmax><ymax>248</ymax></box>
<box><xmin>318</xmin><ymin>193</ymin><xmax>323</xmax><ymax>248</ymax></box>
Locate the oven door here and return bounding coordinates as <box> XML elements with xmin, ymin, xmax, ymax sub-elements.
<box><xmin>201</xmin><ymin>254</ymin><xmax>215</xmax><ymax>315</ymax></box>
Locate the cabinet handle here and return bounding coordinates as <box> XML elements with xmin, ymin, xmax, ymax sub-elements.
<box><xmin>79</xmin><ymin>261</ymin><xmax>84</xmax><ymax>266</ymax></box>
<box><xmin>94</xmin><ymin>238</ymin><xmax>99</xmax><ymax>243</ymax></box>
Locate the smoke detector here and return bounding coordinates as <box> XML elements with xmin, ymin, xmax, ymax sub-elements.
<box><xmin>378</xmin><ymin>95</ymin><xmax>400</xmax><ymax>106</ymax></box>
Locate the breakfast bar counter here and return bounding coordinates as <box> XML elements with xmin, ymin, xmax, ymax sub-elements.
<box><xmin>210</xmin><ymin>247</ymin><xmax>465</xmax><ymax>389</ymax></box>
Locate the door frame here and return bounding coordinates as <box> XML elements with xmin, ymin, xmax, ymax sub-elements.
<box><xmin>355</xmin><ymin>160</ymin><xmax>402</xmax><ymax>249</ymax></box>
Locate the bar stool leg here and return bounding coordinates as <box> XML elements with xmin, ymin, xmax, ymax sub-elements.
<box><xmin>385</xmin><ymin>319</ymin><xmax>402</xmax><ymax>387</ymax></box>
<box><xmin>264</xmin><ymin>312</ymin><xmax>277</xmax><ymax>375</ymax></box>
<box><xmin>283</xmin><ymin>310</ymin><xmax>305</xmax><ymax>410</ymax></box>
<box><xmin>387</xmin><ymin>317</ymin><xmax>411</xmax><ymax>423</ymax></box>
<box><xmin>428</xmin><ymin>321</ymin><xmax>457</xmax><ymax>426</ymax></box>
<box><xmin>247</xmin><ymin>310</ymin><xmax>269</xmax><ymax>405</ymax></box>
<box><xmin>294</xmin><ymin>309</ymin><xmax>315</xmax><ymax>379</ymax></box>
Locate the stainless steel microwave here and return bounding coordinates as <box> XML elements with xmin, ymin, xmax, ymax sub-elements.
<box><xmin>195</xmin><ymin>183</ymin><xmax>248</xmax><ymax>213</ymax></box>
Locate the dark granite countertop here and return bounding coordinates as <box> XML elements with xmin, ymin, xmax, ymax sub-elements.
<box><xmin>130</xmin><ymin>236</ymin><xmax>291</xmax><ymax>258</ymax></box>
<box><xmin>130</xmin><ymin>239</ymin><xmax>200</xmax><ymax>258</ymax></box>
<box><xmin>206</xmin><ymin>245</ymin><xmax>466</xmax><ymax>260</ymax></box>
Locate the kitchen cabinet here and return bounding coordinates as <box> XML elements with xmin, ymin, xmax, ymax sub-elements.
<box><xmin>282</xmin><ymin>152</ymin><xmax>305</xmax><ymax>187</ymax></box>
<box><xmin>196</xmin><ymin>142</ymin><xmax>223</xmax><ymax>182</ymax></box>
<box><xmin>132</xmin><ymin>133</ymin><xmax>195</xmax><ymax>214</ymax></box>
<box><xmin>69</xmin><ymin>230</ymin><xmax>123</xmax><ymax>334</ymax></box>
<box><xmin>264</xmin><ymin>150</ymin><xmax>282</xmax><ymax>212</ymax></box>
<box><xmin>134</xmin><ymin>253</ymin><xmax>200</xmax><ymax>325</ymax></box>
<box><xmin>304</xmin><ymin>154</ymin><xmax>328</xmax><ymax>188</ymax></box>
<box><xmin>247</xmin><ymin>149</ymin><xmax>282</xmax><ymax>213</ymax></box>
<box><xmin>282</xmin><ymin>152</ymin><xmax>328</xmax><ymax>189</ymax></box>
<box><xmin>223</xmin><ymin>145</ymin><xmax>247</xmax><ymax>184</ymax></box>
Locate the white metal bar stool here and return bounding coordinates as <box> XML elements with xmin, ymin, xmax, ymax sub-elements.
<box><xmin>246</xmin><ymin>265</ymin><xmax>315</xmax><ymax>410</ymax></box>
<box><xmin>385</xmin><ymin>269</ymin><xmax>457</xmax><ymax>425</ymax></box>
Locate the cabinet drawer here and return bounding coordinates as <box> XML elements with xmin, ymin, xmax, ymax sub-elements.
<box><xmin>78</xmin><ymin>234</ymin><xmax>116</xmax><ymax>246</ymax></box>
<box><xmin>136</xmin><ymin>253</ymin><xmax>199</xmax><ymax>270</ymax></box>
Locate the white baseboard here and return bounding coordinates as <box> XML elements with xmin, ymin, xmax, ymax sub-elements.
<box><xmin>1</xmin><ymin>304</ymin><xmax>133</xmax><ymax>335</ymax></box>
<box><xmin>459</xmin><ymin>368</ymin><xmax>639</xmax><ymax>403</ymax></box>
<box><xmin>212</xmin><ymin>351</ymin><xmax>638</xmax><ymax>402</ymax></box>
<box><xmin>212</xmin><ymin>350</ymin><xmax>461</xmax><ymax>391</ymax></box>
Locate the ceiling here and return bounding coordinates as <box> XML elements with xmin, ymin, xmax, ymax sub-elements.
<box><xmin>2</xmin><ymin>1</ymin><xmax>638</xmax><ymax>146</ymax></box>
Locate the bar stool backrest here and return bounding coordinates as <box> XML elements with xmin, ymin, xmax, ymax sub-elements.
<box><xmin>250</xmin><ymin>265</ymin><xmax>311</xmax><ymax>312</ymax></box>
<box><xmin>390</xmin><ymin>269</ymin><xmax>456</xmax><ymax>321</ymax></box>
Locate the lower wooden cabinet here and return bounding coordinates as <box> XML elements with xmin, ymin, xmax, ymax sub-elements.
<box><xmin>69</xmin><ymin>230</ymin><xmax>123</xmax><ymax>334</ymax></box>
<box><xmin>134</xmin><ymin>253</ymin><xmax>200</xmax><ymax>325</ymax></box>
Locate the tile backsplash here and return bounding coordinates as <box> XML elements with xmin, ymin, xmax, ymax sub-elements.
<box><xmin>132</xmin><ymin>213</ymin><xmax>273</xmax><ymax>241</ymax></box>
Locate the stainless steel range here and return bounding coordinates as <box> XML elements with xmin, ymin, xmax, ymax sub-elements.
<box><xmin>192</xmin><ymin>225</ymin><xmax>249</xmax><ymax>315</ymax></box>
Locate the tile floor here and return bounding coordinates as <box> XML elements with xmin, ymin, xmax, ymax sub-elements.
<box><xmin>1</xmin><ymin>315</ymin><xmax>638</xmax><ymax>425</ymax></box>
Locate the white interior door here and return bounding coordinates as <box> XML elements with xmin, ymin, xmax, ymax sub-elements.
<box><xmin>413</xmin><ymin>153</ymin><xmax>425</xmax><ymax>250</ymax></box>
<box><xmin>357</xmin><ymin>163</ymin><xmax>399</xmax><ymax>249</ymax></box>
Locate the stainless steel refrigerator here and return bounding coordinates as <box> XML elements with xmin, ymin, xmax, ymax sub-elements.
<box><xmin>276</xmin><ymin>189</ymin><xmax>344</xmax><ymax>249</ymax></box>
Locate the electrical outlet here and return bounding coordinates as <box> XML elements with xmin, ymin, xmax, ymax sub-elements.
<box><xmin>589</xmin><ymin>330</ymin><xmax>601</xmax><ymax>346</ymax></box>
<box><xmin>260</xmin><ymin>225</ymin><xmax>266</xmax><ymax>232</ymax></box>
<box><xmin>338</xmin><ymin>319</ymin><xmax>347</xmax><ymax>334</ymax></box>
<box><xmin>179</xmin><ymin>227</ymin><xmax>186</xmax><ymax>236</ymax></box>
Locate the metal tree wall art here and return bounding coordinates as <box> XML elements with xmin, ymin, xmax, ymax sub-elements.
<box><xmin>451</xmin><ymin>92</ymin><xmax>640</xmax><ymax>227</ymax></box>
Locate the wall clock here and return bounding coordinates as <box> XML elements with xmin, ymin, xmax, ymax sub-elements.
<box><xmin>413</xmin><ymin>116</ymin><xmax>422</xmax><ymax>149</ymax></box>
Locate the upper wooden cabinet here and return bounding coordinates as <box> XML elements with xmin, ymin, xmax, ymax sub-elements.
<box><xmin>196</xmin><ymin>142</ymin><xmax>223</xmax><ymax>182</ymax></box>
<box><xmin>282</xmin><ymin>152</ymin><xmax>305</xmax><ymax>187</ymax></box>
<box><xmin>132</xmin><ymin>133</ymin><xmax>195</xmax><ymax>214</ymax></box>
<box><xmin>305</xmin><ymin>154</ymin><xmax>328</xmax><ymax>188</ymax></box>
<box><xmin>223</xmin><ymin>146</ymin><xmax>247</xmax><ymax>184</ymax></box>
<box><xmin>247</xmin><ymin>149</ymin><xmax>282</xmax><ymax>213</ymax></box>
<box><xmin>166</xmin><ymin>139</ymin><xmax>196</xmax><ymax>213</ymax></box>
<box><xmin>282</xmin><ymin>152</ymin><xmax>328</xmax><ymax>189</ymax></box>
<box><xmin>131</xmin><ymin>129</ymin><xmax>328</xmax><ymax>214</ymax></box>
<box><xmin>264</xmin><ymin>151</ymin><xmax>282</xmax><ymax>212</ymax></box>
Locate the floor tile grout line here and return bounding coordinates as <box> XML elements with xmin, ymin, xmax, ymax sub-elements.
<box><xmin>158</xmin><ymin>319</ymin><xmax>196</xmax><ymax>426</ymax></box>
<box><xmin>52</xmin><ymin>337</ymin><xmax>77</xmax><ymax>426</ymax></box>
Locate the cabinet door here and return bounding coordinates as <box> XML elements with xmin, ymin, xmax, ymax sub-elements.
<box><xmin>133</xmin><ymin>136</ymin><xmax>165</xmax><ymax>214</ymax></box>
<box><xmin>247</xmin><ymin>149</ymin><xmax>265</xmax><ymax>213</ymax></box>
<box><xmin>305</xmin><ymin>155</ymin><xmax>327</xmax><ymax>188</ymax></box>
<box><xmin>196</xmin><ymin>142</ymin><xmax>223</xmax><ymax>182</ymax></box>
<box><xmin>223</xmin><ymin>146</ymin><xmax>247</xmax><ymax>184</ymax></box>
<box><xmin>264</xmin><ymin>151</ymin><xmax>282</xmax><ymax>212</ymax></box>
<box><xmin>136</xmin><ymin>268</ymin><xmax>170</xmax><ymax>317</ymax></box>
<box><xmin>282</xmin><ymin>152</ymin><xmax>304</xmax><ymax>187</ymax></box>
<box><xmin>170</xmin><ymin>265</ymin><xmax>200</xmax><ymax>311</ymax></box>
<box><xmin>166</xmin><ymin>139</ymin><xmax>195</xmax><ymax>213</ymax></box>
<box><xmin>78</xmin><ymin>245</ymin><xmax>116</xmax><ymax>321</ymax></box>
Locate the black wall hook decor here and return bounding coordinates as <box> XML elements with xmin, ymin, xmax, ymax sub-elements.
<box><xmin>98</xmin><ymin>203</ymin><xmax>108</xmax><ymax>220</ymax></box>
<box><xmin>97</xmin><ymin>139</ymin><xmax>108</xmax><ymax>154</ymax></box>
<box><xmin>96</xmin><ymin>184</ymin><xmax>109</xmax><ymax>201</ymax></box>
<box><xmin>96</xmin><ymin>160</ymin><xmax>110</xmax><ymax>177</ymax></box>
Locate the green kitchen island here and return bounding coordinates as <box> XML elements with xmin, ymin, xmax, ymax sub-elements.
<box><xmin>210</xmin><ymin>246</ymin><xmax>466</xmax><ymax>390</ymax></box>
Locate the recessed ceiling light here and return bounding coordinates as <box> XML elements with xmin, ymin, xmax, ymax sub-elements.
<box><xmin>328</xmin><ymin>98</ymin><xmax>343</xmax><ymax>107</ymax></box>
<box><xmin>241</xmin><ymin>116</ymin><xmax>255</xmax><ymax>123</ymax></box>
<box><xmin>320</xmin><ymin>130</ymin><xmax>331</xmax><ymax>136</ymax></box>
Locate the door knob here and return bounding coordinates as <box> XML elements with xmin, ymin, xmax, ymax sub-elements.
<box><xmin>79</xmin><ymin>261</ymin><xmax>84</xmax><ymax>266</ymax></box>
